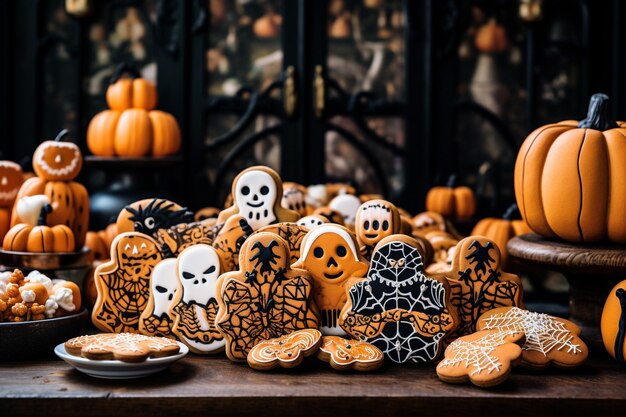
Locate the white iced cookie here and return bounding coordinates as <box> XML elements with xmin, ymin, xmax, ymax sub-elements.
<box><xmin>297</xmin><ymin>215</ymin><xmax>328</xmax><ymax>230</ymax></box>
<box><xmin>329</xmin><ymin>194</ymin><xmax>361</xmax><ymax>227</ymax></box>
<box><xmin>305</xmin><ymin>184</ymin><xmax>328</xmax><ymax>208</ymax></box>
<box><xmin>151</xmin><ymin>259</ymin><xmax>178</xmax><ymax>317</ymax></box>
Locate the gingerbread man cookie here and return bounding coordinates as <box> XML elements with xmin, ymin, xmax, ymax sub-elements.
<box><xmin>433</xmin><ymin>236</ymin><xmax>524</xmax><ymax>339</ymax></box>
<box><xmin>92</xmin><ymin>232</ymin><xmax>164</xmax><ymax>333</ymax></box>
<box><xmin>292</xmin><ymin>224</ymin><xmax>368</xmax><ymax>335</ymax></box>
<box><xmin>339</xmin><ymin>235</ymin><xmax>457</xmax><ymax>363</ymax></box>
<box><xmin>170</xmin><ymin>244</ymin><xmax>225</xmax><ymax>354</ymax></box>
<box><xmin>212</xmin><ymin>215</ymin><xmax>254</xmax><ymax>272</ymax></box>
<box><xmin>477</xmin><ymin>307</ymin><xmax>588</xmax><ymax>369</ymax></box>
<box><xmin>216</xmin><ymin>232</ymin><xmax>319</xmax><ymax>362</ymax></box>
<box><xmin>247</xmin><ymin>329</ymin><xmax>322</xmax><ymax>371</ymax></box>
<box><xmin>317</xmin><ymin>336</ymin><xmax>384</xmax><ymax>371</ymax></box>
<box><xmin>354</xmin><ymin>199</ymin><xmax>402</xmax><ymax>260</ymax></box>
<box><xmin>65</xmin><ymin>333</ymin><xmax>180</xmax><ymax>362</ymax></box>
<box><xmin>139</xmin><ymin>258</ymin><xmax>177</xmax><ymax>338</ymax></box>
<box><xmin>217</xmin><ymin>166</ymin><xmax>299</xmax><ymax>231</ymax></box>
<box><xmin>436</xmin><ymin>329</ymin><xmax>524</xmax><ymax>387</ymax></box>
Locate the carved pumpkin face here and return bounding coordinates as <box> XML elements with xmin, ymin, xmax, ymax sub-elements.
<box><xmin>355</xmin><ymin>200</ymin><xmax>400</xmax><ymax>248</ymax></box>
<box><xmin>0</xmin><ymin>161</ymin><xmax>24</xmax><ymax>207</ymax></box>
<box><xmin>116</xmin><ymin>234</ymin><xmax>162</xmax><ymax>282</ymax></box>
<box><xmin>33</xmin><ymin>140</ymin><xmax>83</xmax><ymax>181</ymax></box>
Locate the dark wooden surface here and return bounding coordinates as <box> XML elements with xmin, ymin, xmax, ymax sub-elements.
<box><xmin>1</xmin><ymin>351</ymin><xmax>625</xmax><ymax>417</ymax></box>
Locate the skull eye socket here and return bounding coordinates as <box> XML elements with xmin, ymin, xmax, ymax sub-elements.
<box><xmin>182</xmin><ymin>271</ymin><xmax>195</xmax><ymax>280</ymax></box>
<box><xmin>155</xmin><ymin>285</ymin><xmax>168</xmax><ymax>293</ymax></box>
<box><xmin>382</xmin><ymin>220</ymin><xmax>389</xmax><ymax>231</ymax></box>
<box><xmin>364</xmin><ymin>221</ymin><xmax>370</xmax><ymax>230</ymax></box>
<box><xmin>313</xmin><ymin>247</ymin><xmax>324</xmax><ymax>258</ymax></box>
<box><xmin>260</xmin><ymin>185</ymin><xmax>270</xmax><ymax>195</ymax></box>
<box><xmin>372</xmin><ymin>220</ymin><xmax>380</xmax><ymax>230</ymax></box>
<box><xmin>241</xmin><ymin>186</ymin><xmax>250</xmax><ymax>195</ymax></box>
<box><xmin>336</xmin><ymin>245</ymin><xmax>347</xmax><ymax>257</ymax></box>
<box><xmin>204</xmin><ymin>265</ymin><xmax>216</xmax><ymax>274</ymax></box>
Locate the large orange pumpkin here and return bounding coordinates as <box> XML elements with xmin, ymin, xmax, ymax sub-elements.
<box><xmin>514</xmin><ymin>93</ymin><xmax>626</xmax><ymax>243</ymax></box>
<box><xmin>601</xmin><ymin>280</ymin><xmax>626</xmax><ymax>364</ymax></box>
<box><xmin>425</xmin><ymin>176</ymin><xmax>476</xmax><ymax>221</ymax></box>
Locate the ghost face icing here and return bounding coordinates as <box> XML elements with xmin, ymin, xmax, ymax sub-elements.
<box><xmin>297</xmin><ymin>215</ymin><xmax>326</xmax><ymax>230</ymax></box>
<box><xmin>177</xmin><ymin>245</ymin><xmax>221</xmax><ymax>306</ymax></box>
<box><xmin>235</xmin><ymin>170</ymin><xmax>278</xmax><ymax>230</ymax></box>
<box><xmin>356</xmin><ymin>202</ymin><xmax>396</xmax><ymax>247</ymax></box>
<box><xmin>151</xmin><ymin>258</ymin><xmax>178</xmax><ymax>317</ymax></box>
<box><xmin>329</xmin><ymin>194</ymin><xmax>361</xmax><ymax>226</ymax></box>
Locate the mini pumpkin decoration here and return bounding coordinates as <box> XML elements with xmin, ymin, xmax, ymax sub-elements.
<box><xmin>0</xmin><ymin>161</ymin><xmax>24</xmax><ymax>207</ymax></box>
<box><xmin>601</xmin><ymin>280</ymin><xmax>626</xmax><ymax>364</ymax></box>
<box><xmin>10</xmin><ymin>130</ymin><xmax>89</xmax><ymax>248</ymax></box>
<box><xmin>87</xmin><ymin>63</ymin><xmax>181</xmax><ymax>157</ymax></box>
<box><xmin>85</xmin><ymin>231</ymin><xmax>109</xmax><ymax>261</ymax></box>
<box><xmin>425</xmin><ymin>175</ymin><xmax>476</xmax><ymax>221</ymax></box>
<box><xmin>3</xmin><ymin>204</ymin><xmax>75</xmax><ymax>253</ymax></box>
<box><xmin>514</xmin><ymin>93</ymin><xmax>626</xmax><ymax>243</ymax></box>
<box><xmin>470</xmin><ymin>204</ymin><xmax>532</xmax><ymax>269</ymax></box>
<box><xmin>475</xmin><ymin>18</ymin><xmax>508</xmax><ymax>53</ymax></box>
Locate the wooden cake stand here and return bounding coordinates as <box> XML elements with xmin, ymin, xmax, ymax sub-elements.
<box><xmin>508</xmin><ymin>233</ymin><xmax>626</xmax><ymax>346</ymax></box>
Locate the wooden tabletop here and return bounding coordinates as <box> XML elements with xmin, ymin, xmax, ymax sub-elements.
<box><xmin>1</xmin><ymin>352</ymin><xmax>625</xmax><ymax>417</ymax></box>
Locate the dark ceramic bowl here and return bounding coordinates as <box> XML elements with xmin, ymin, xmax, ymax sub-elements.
<box><xmin>0</xmin><ymin>308</ymin><xmax>88</xmax><ymax>360</ymax></box>
<box><xmin>0</xmin><ymin>248</ymin><xmax>90</xmax><ymax>272</ymax></box>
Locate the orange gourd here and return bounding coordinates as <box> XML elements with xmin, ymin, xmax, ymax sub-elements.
<box><xmin>514</xmin><ymin>93</ymin><xmax>626</xmax><ymax>243</ymax></box>
<box><xmin>425</xmin><ymin>176</ymin><xmax>476</xmax><ymax>221</ymax></box>
<box><xmin>87</xmin><ymin>63</ymin><xmax>181</xmax><ymax>157</ymax></box>
<box><xmin>475</xmin><ymin>18</ymin><xmax>508</xmax><ymax>53</ymax></box>
<box><xmin>3</xmin><ymin>204</ymin><xmax>75</xmax><ymax>252</ymax></box>
<box><xmin>85</xmin><ymin>231</ymin><xmax>109</xmax><ymax>261</ymax></box>
<box><xmin>601</xmin><ymin>280</ymin><xmax>626</xmax><ymax>364</ymax></box>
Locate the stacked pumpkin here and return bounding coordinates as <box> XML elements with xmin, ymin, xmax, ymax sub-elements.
<box><xmin>87</xmin><ymin>63</ymin><xmax>181</xmax><ymax>157</ymax></box>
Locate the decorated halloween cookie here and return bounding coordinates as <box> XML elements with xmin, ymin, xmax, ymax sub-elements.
<box><xmin>339</xmin><ymin>235</ymin><xmax>457</xmax><ymax>363</ymax></box>
<box><xmin>312</xmin><ymin>206</ymin><xmax>345</xmax><ymax>225</ymax></box>
<box><xmin>434</xmin><ymin>236</ymin><xmax>524</xmax><ymax>338</ymax></box>
<box><xmin>254</xmin><ymin>222</ymin><xmax>308</xmax><ymax>266</ymax></box>
<box><xmin>247</xmin><ymin>329</ymin><xmax>322</xmax><ymax>371</ymax></box>
<box><xmin>329</xmin><ymin>194</ymin><xmax>361</xmax><ymax>228</ymax></box>
<box><xmin>412</xmin><ymin>211</ymin><xmax>447</xmax><ymax>236</ymax></box>
<box><xmin>436</xmin><ymin>329</ymin><xmax>524</xmax><ymax>387</ymax></box>
<box><xmin>194</xmin><ymin>206</ymin><xmax>221</xmax><ymax>222</ymax></box>
<box><xmin>281</xmin><ymin>182</ymin><xmax>310</xmax><ymax>217</ymax></box>
<box><xmin>217</xmin><ymin>166</ymin><xmax>299</xmax><ymax>230</ymax></box>
<box><xmin>65</xmin><ymin>333</ymin><xmax>180</xmax><ymax>362</ymax></box>
<box><xmin>92</xmin><ymin>232</ymin><xmax>164</xmax><ymax>333</ymax></box>
<box><xmin>292</xmin><ymin>224</ymin><xmax>368</xmax><ymax>335</ymax></box>
<box><xmin>213</xmin><ymin>215</ymin><xmax>254</xmax><ymax>271</ymax></box>
<box><xmin>354</xmin><ymin>199</ymin><xmax>402</xmax><ymax>260</ymax></box>
<box><xmin>116</xmin><ymin>198</ymin><xmax>193</xmax><ymax>237</ymax></box>
<box><xmin>317</xmin><ymin>336</ymin><xmax>384</xmax><ymax>371</ymax></box>
<box><xmin>297</xmin><ymin>214</ymin><xmax>329</xmax><ymax>230</ymax></box>
<box><xmin>477</xmin><ymin>307</ymin><xmax>588</xmax><ymax>369</ymax></box>
<box><xmin>601</xmin><ymin>280</ymin><xmax>626</xmax><ymax>364</ymax></box>
<box><xmin>170</xmin><ymin>244</ymin><xmax>225</xmax><ymax>354</ymax></box>
<box><xmin>154</xmin><ymin>220</ymin><xmax>218</xmax><ymax>258</ymax></box>
<box><xmin>216</xmin><ymin>232</ymin><xmax>319</xmax><ymax>361</ymax></box>
<box><xmin>138</xmin><ymin>258</ymin><xmax>178</xmax><ymax>338</ymax></box>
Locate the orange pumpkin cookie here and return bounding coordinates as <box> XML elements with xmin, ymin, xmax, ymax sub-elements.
<box><xmin>216</xmin><ymin>232</ymin><xmax>319</xmax><ymax>362</ymax></box>
<box><xmin>602</xmin><ymin>280</ymin><xmax>626</xmax><ymax>364</ymax></box>
<box><xmin>254</xmin><ymin>222</ymin><xmax>308</xmax><ymax>266</ymax></box>
<box><xmin>139</xmin><ymin>258</ymin><xmax>178</xmax><ymax>338</ymax></box>
<box><xmin>434</xmin><ymin>236</ymin><xmax>524</xmax><ymax>338</ymax></box>
<box><xmin>65</xmin><ymin>333</ymin><xmax>180</xmax><ymax>362</ymax></box>
<box><xmin>92</xmin><ymin>232</ymin><xmax>164</xmax><ymax>333</ymax></box>
<box><xmin>217</xmin><ymin>166</ymin><xmax>299</xmax><ymax>231</ymax></box>
<box><xmin>425</xmin><ymin>177</ymin><xmax>476</xmax><ymax>221</ymax></box>
<box><xmin>477</xmin><ymin>307</ymin><xmax>588</xmax><ymax>369</ymax></box>
<box><xmin>213</xmin><ymin>215</ymin><xmax>254</xmax><ymax>271</ymax></box>
<box><xmin>247</xmin><ymin>329</ymin><xmax>322</xmax><ymax>371</ymax></box>
<box><xmin>354</xmin><ymin>199</ymin><xmax>402</xmax><ymax>260</ymax></box>
<box><xmin>317</xmin><ymin>336</ymin><xmax>384</xmax><ymax>371</ymax></box>
<box><xmin>116</xmin><ymin>198</ymin><xmax>193</xmax><ymax>237</ymax></box>
<box><xmin>292</xmin><ymin>224</ymin><xmax>368</xmax><ymax>335</ymax></box>
<box><xmin>436</xmin><ymin>329</ymin><xmax>524</xmax><ymax>387</ymax></box>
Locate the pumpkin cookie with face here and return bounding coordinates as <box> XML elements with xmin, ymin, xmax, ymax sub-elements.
<box><xmin>217</xmin><ymin>166</ymin><xmax>299</xmax><ymax>231</ymax></box>
<box><xmin>216</xmin><ymin>232</ymin><xmax>319</xmax><ymax>362</ymax></box>
<box><xmin>355</xmin><ymin>199</ymin><xmax>402</xmax><ymax>260</ymax></box>
<box><xmin>93</xmin><ymin>232</ymin><xmax>164</xmax><ymax>333</ymax></box>
<box><xmin>292</xmin><ymin>224</ymin><xmax>368</xmax><ymax>335</ymax></box>
<box><xmin>339</xmin><ymin>235</ymin><xmax>457</xmax><ymax>364</ymax></box>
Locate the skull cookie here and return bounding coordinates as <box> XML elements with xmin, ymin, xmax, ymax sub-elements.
<box><xmin>355</xmin><ymin>199</ymin><xmax>402</xmax><ymax>260</ymax></box>
<box><xmin>139</xmin><ymin>258</ymin><xmax>178</xmax><ymax>338</ymax></box>
<box><xmin>339</xmin><ymin>235</ymin><xmax>457</xmax><ymax>363</ymax></box>
<box><xmin>329</xmin><ymin>194</ymin><xmax>361</xmax><ymax>229</ymax></box>
<box><xmin>217</xmin><ymin>166</ymin><xmax>299</xmax><ymax>231</ymax></box>
<box><xmin>292</xmin><ymin>224</ymin><xmax>368</xmax><ymax>336</ymax></box>
<box><xmin>170</xmin><ymin>244</ymin><xmax>225</xmax><ymax>354</ymax></box>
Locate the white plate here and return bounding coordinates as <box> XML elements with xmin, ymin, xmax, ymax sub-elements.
<box><xmin>54</xmin><ymin>341</ymin><xmax>189</xmax><ymax>379</ymax></box>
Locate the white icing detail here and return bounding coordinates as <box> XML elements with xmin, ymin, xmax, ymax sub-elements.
<box><xmin>21</xmin><ymin>289</ymin><xmax>36</xmax><ymax>303</ymax></box>
<box><xmin>35</xmin><ymin>142</ymin><xmax>80</xmax><ymax>177</ymax></box>
<box><xmin>45</xmin><ymin>297</ymin><xmax>59</xmax><ymax>318</ymax></box>
<box><xmin>177</xmin><ymin>244</ymin><xmax>221</xmax><ymax>306</ymax></box>
<box><xmin>1</xmin><ymin>176</ymin><xmax>7</xmax><ymax>186</ymax></box>
<box><xmin>150</xmin><ymin>258</ymin><xmax>178</xmax><ymax>317</ymax></box>
<box><xmin>234</xmin><ymin>170</ymin><xmax>278</xmax><ymax>230</ymax></box>
<box><xmin>300</xmin><ymin>224</ymin><xmax>360</xmax><ymax>262</ymax></box>
<box><xmin>132</xmin><ymin>245</ymin><xmax>138</xmax><ymax>255</ymax></box>
<box><xmin>26</xmin><ymin>270</ymin><xmax>53</xmax><ymax>293</ymax></box>
<box><xmin>329</xmin><ymin>194</ymin><xmax>361</xmax><ymax>226</ymax></box>
<box><xmin>439</xmin><ymin>331</ymin><xmax>511</xmax><ymax>375</ymax></box>
<box><xmin>54</xmin><ymin>288</ymin><xmax>75</xmax><ymax>312</ymax></box>
<box><xmin>297</xmin><ymin>215</ymin><xmax>325</xmax><ymax>230</ymax></box>
<box><xmin>54</xmin><ymin>154</ymin><xmax>62</xmax><ymax>164</ymax></box>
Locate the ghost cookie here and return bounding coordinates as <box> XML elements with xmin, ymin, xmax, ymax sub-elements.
<box><xmin>139</xmin><ymin>258</ymin><xmax>178</xmax><ymax>338</ymax></box>
<box><xmin>254</xmin><ymin>223</ymin><xmax>308</xmax><ymax>265</ymax></box>
<box><xmin>329</xmin><ymin>194</ymin><xmax>361</xmax><ymax>229</ymax></box>
<box><xmin>65</xmin><ymin>333</ymin><xmax>180</xmax><ymax>362</ymax></box>
<box><xmin>92</xmin><ymin>232</ymin><xmax>164</xmax><ymax>333</ymax></box>
<box><xmin>436</xmin><ymin>329</ymin><xmax>524</xmax><ymax>387</ymax></box>
<box><xmin>317</xmin><ymin>336</ymin><xmax>384</xmax><ymax>371</ymax></box>
<box><xmin>477</xmin><ymin>307</ymin><xmax>588</xmax><ymax>369</ymax></box>
<box><xmin>247</xmin><ymin>329</ymin><xmax>322</xmax><ymax>371</ymax></box>
<box><xmin>297</xmin><ymin>214</ymin><xmax>328</xmax><ymax>230</ymax></box>
<box><xmin>170</xmin><ymin>244</ymin><xmax>225</xmax><ymax>354</ymax></box>
<box><xmin>212</xmin><ymin>215</ymin><xmax>254</xmax><ymax>272</ymax></box>
<box><xmin>355</xmin><ymin>199</ymin><xmax>402</xmax><ymax>260</ymax></box>
<box><xmin>281</xmin><ymin>182</ymin><xmax>310</xmax><ymax>217</ymax></box>
<box><xmin>216</xmin><ymin>232</ymin><xmax>319</xmax><ymax>361</ymax></box>
<box><xmin>217</xmin><ymin>166</ymin><xmax>299</xmax><ymax>231</ymax></box>
<box><xmin>117</xmin><ymin>198</ymin><xmax>193</xmax><ymax>238</ymax></box>
<box><xmin>339</xmin><ymin>235</ymin><xmax>457</xmax><ymax>363</ymax></box>
<box><xmin>292</xmin><ymin>224</ymin><xmax>368</xmax><ymax>336</ymax></box>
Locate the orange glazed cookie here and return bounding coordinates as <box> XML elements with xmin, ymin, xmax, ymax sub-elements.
<box><xmin>216</xmin><ymin>232</ymin><xmax>319</xmax><ymax>362</ymax></box>
<box><xmin>247</xmin><ymin>329</ymin><xmax>322</xmax><ymax>371</ymax></box>
<box><xmin>65</xmin><ymin>333</ymin><xmax>180</xmax><ymax>362</ymax></box>
<box><xmin>436</xmin><ymin>329</ymin><xmax>524</xmax><ymax>387</ymax></box>
<box><xmin>317</xmin><ymin>336</ymin><xmax>384</xmax><ymax>371</ymax></box>
<box><xmin>477</xmin><ymin>307</ymin><xmax>588</xmax><ymax>369</ymax></box>
<box><xmin>212</xmin><ymin>215</ymin><xmax>254</xmax><ymax>272</ymax></box>
<box><xmin>254</xmin><ymin>222</ymin><xmax>309</xmax><ymax>266</ymax></box>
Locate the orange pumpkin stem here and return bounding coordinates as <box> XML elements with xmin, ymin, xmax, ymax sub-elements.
<box><xmin>38</xmin><ymin>204</ymin><xmax>52</xmax><ymax>226</ymax></box>
<box><xmin>446</xmin><ymin>174</ymin><xmax>457</xmax><ymax>188</ymax></box>
<box><xmin>110</xmin><ymin>62</ymin><xmax>142</xmax><ymax>84</ymax></box>
<box><xmin>54</xmin><ymin>129</ymin><xmax>69</xmax><ymax>142</ymax></box>
<box><xmin>578</xmin><ymin>93</ymin><xmax>617</xmax><ymax>130</ymax></box>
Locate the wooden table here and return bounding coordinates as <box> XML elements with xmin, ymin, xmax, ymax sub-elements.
<box><xmin>1</xmin><ymin>352</ymin><xmax>625</xmax><ymax>417</ymax></box>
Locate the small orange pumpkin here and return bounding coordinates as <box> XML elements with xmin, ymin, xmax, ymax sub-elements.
<box><xmin>32</xmin><ymin>130</ymin><xmax>83</xmax><ymax>181</ymax></box>
<box><xmin>85</xmin><ymin>231</ymin><xmax>109</xmax><ymax>261</ymax></box>
<box><xmin>0</xmin><ymin>161</ymin><xmax>24</xmax><ymax>207</ymax></box>
<box><xmin>425</xmin><ymin>175</ymin><xmax>476</xmax><ymax>221</ymax></box>
<box><xmin>105</xmin><ymin>64</ymin><xmax>157</xmax><ymax>111</ymax></box>
<box><xmin>3</xmin><ymin>204</ymin><xmax>75</xmax><ymax>253</ymax></box>
<box><xmin>475</xmin><ymin>18</ymin><xmax>508</xmax><ymax>53</ymax></box>
<box><xmin>601</xmin><ymin>280</ymin><xmax>626</xmax><ymax>364</ymax></box>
